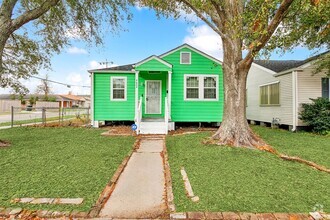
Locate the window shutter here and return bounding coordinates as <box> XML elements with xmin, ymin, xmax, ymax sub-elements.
<box><xmin>321</xmin><ymin>78</ymin><xmax>329</xmax><ymax>99</ymax></box>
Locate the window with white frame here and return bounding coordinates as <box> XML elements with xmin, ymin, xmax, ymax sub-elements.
<box><xmin>111</xmin><ymin>77</ymin><xmax>127</xmax><ymax>101</ymax></box>
<box><xmin>321</xmin><ymin>78</ymin><xmax>329</xmax><ymax>99</ymax></box>
<box><xmin>180</xmin><ymin>52</ymin><xmax>191</xmax><ymax>64</ymax></box>
<box><xmin>184</xmin><ymin>75</ymin><xmax>218</xmax><ymax>100</ymax></box>
<box><xmin>259</xmin><ymin>82</ymin><xmax>280</xmax><ymax>105</ymax></box>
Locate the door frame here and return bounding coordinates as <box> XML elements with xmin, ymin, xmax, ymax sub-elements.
<box><xmin>145</xmin><ymin>80</ymin><xmax>162</xmax><ymax>115</ymax></box>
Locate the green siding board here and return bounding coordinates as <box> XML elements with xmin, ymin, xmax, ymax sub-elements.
<box><xmin>162</xmin><ymin>48</ymin><xmax>224</xmax><ymax>122</ymax></box>
<box><xmin>93</xmin><ymin>46</ymin><xmax>224</xmax><ymax>123</ymax></box>
<box><xmin>135</xmin><ymin>59</ymin><xmax>171</xmax><ymax>72</ymax></box>
<box><xmin>94</xmin><ymin>73</ymin><xmax>135</xmax><ymax>121</ymax></box>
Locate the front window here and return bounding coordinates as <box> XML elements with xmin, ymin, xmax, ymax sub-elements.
<box><xmin>204</xmin><ymin>77</ymin><xmax>217</xmax><ymax>99</ymax></box>
<box><xmin>111</xmin><ymin>77</ymin><xmax>126</xmax><ymax>101</ymax></box>
<box><xmin>321</xmin><ymin>78</ymin><xmax>329</xmax><ymax>99</ymax></box>
<box><xmin>186</xmin><ymin>76</ymin><xmax>199</xmax><ymax>99</ymax></box>
<box><xmin>184</xmin><ymin>75</ymin><xmax>218</xmax><ymax>100</ymax></box>
<box><xmin>260</xmin><ymin>82</ymin><xmax>280</xmax><ymax>105</ymax></box>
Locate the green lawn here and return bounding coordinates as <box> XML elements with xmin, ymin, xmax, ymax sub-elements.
<box><xmin>166</xmin><ymin>128</ymin><xmax>330</xmax><ymax>213</ymax></box>
<box><xmin>0</xmin><ymin>127</ymin><xmax>134</xmax><ymax>212</ymax></box>
<box><xmin>252</xmin><ymin>126</ymin><xmax>330</xmax><ymax>167</ymax></box>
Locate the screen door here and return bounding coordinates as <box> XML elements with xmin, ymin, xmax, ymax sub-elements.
<box><xmin>146</xmin><ymin>81</ymin><xmax>161</xmax><ymax>114</ymax></box>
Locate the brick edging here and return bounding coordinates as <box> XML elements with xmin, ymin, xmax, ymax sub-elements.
<box><xmin>0</xmin><ymin>137</ymin><xmax>140</xmax><ymax>219</ymax></box>
<box><xmin>170</xmin><ymin>211</ymin><xmax>329</xmax><ymax>219</ymax></box>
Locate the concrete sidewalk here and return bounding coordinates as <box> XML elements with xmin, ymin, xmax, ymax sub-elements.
<box><xmin>99</xmin><ymin>137</ymin><xmax>167</xmax><ymax>219</ymax></box>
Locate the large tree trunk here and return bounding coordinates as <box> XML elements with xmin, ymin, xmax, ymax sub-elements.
<box><xmin>212</xmin><ymin>39</ymin><xmax>267</xmax><ymax>148</ymax></box>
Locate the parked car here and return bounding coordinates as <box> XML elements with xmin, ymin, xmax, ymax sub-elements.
<box><xmin>26</xmin><ymin>105</ymin><xmax>33</xmax><ymax>111</ymax></box>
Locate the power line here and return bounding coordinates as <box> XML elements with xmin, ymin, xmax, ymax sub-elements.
<box><xmin>31</xmin><ymin>75</ymin><xmax>91</xmax><ymax>88</ymax></box>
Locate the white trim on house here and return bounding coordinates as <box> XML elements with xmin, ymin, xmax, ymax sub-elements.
<box><xmin>292</xmin><ymin>71</ymin><xmax>298</xmax><ymax>131</ymax></box>
<box><xmin>258</xmin><ymin>81</ymin><xmax>280</xmax><ymax>87</ymax></box>
<box><xmin>135</xmin><ymin>71</ymin><xmax>139</xmax><ymax>119</ymax></box>
<box><xmin>180</xmin><ymin>52</ymin><xmax>191</xmax><ymax>64</ymax></box>
<box><xmin>168</xmin><ymin>71</ymin><xmax>172</xmax><ymax>118</ymax></box>
<box><xmin>110</xmin><ymin>76</ymin><xmax>127</xmax><ymax>101</ymax></box>
<box><xmin>183</xmin><ymin>74</ymin><xmax>219</xmax><ymax>101</ymax></box>
<box><xmin>134</xmin><ymin>55</ymin><xmax>173</xmax><ymax>68</ymax></box>
<box><xmin>251</xmin><ymin>63</ymin><xmax>277</xmax><ymax>75</ymax></box>
<box><xmin>160</xmin><ymin>44</ymin><xmax>223</xmax><ymax>65</ymax></box>
<box><xmin>145</xmin><ymin>80</ymin><xmax>162</xmax><ymax>114</ymax></box>
<box><xmin>91</xmin><ymin>72</ymin><xmax>95</xmax><ymax>126</ymax></box>
<box><xmin>89</xmin><ymin>70</ymin><xmax>135</xmax><ymax>73</ymax></box>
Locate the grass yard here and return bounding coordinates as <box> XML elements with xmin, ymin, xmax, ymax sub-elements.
<box><xmin>166</xmin><ymin>127</ymin><xmax>330</xmax><ymax>213</ymax></box>
<box><xmin>0</xmin><ymin>127</ymin><xmax>134</xmax><ymax>212</ymax></box>
<box><xmin>252</xmin><ymin>126</ymin><xmax>330</xmax><ymax>167</ymax></box>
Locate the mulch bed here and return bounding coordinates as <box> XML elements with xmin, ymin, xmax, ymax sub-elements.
<box><xmin>101</xmin><ymin>125</ymin><xmax>136</xmax><ymax>136</ymax></box>
<box><xmin>169</xmin><ymin>127</ymin><xmax>217</xmax><ymax>136</ymax></box>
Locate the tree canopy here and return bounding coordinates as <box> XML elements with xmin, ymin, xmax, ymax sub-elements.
<box><xmin>0</xmin><ymin>0</ymin><xmax>133</xmax><ymax>93</ymax></box>
<box><xmin>139</xmin><ymin>0</ymin><xmax>329</xmax><ymax>147</ymax></box>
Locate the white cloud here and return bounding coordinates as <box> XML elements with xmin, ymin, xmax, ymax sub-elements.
<box><xmin>67</xmin><ymin>46</ymin><xmax>88</xmax><ymax>55</ymax></box>
<box><xmin>183</xmin><ymin>25</ymin><xmax>223</xmax><ymax>60</ymax></box>
<box><xmin>134</xmin><ymin>2</ymin><xmax>148</xmax><ymax>11</ymax></box>
<box><xmin>65</xmin><ymin>26</ymin><xmax>85</xmax><ymax>39</ymax></box>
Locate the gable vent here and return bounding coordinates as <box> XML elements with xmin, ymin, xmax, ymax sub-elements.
<box><xmin>180</xmin><ymin>52</ymin><xmax>191</xmax><ymax>64</ymax></box>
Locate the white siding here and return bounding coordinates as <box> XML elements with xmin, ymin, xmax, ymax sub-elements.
<box><xmin>297</xmin><ymin>68</ymin><xmax>327</xmax><ymax>126</ymax></box>
<box><xmin>246</xmin><ymin>64</ymin><xmax>293</xmax><ymax>126</ymax></box>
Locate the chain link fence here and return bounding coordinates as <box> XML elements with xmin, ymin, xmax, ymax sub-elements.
<box><xmin>0</xmin><ymin>107</ymin><xmax>90</xmax><ymax>128</ymax></box>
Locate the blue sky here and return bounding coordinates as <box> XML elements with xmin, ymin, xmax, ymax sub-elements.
<box><xmin>0</xmin><ymin>6</ymin><xmax>323</xmax><ymax>95</ymax></box>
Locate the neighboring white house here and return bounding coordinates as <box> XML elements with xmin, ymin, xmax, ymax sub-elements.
<box><xmin>246</xmin><ymin>52</ymin><xmax>329</xmax><ymax>131</ymax></box>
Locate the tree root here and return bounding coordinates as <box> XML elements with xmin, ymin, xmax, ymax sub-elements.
<box><xmin>256</xmin><ymin>145</ymin><xmax>330</xmax><ymax>173</ymax></box>
<box><xmin>210</xmin><ymin>127</ymin><xmax>330</xmax><ymax>174</ymax></box>
<box><xmin>279</xmin><ymin>154</ymin><xmax>330</xmax><ymax>173</ymax></box>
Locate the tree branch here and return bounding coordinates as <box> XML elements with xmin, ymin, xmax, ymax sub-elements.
<box><xmin>210</xmin><ymin>1</ymin><xmax>227</xmax><ymax>36</ymax></box>
<box><xmin>179</xmin><ymin>0</ymin><xmax>222</xmax><ymax>37</ymax></box>
<box><xmin>241</xmin><ymin>0</ymin><xmax>295</xmax><ymax>67</ymax></box>
<box><xmin>0</xmin><ymin>0</ymin><xmax>18</xmax><ymax>19</ymax></box>
<box><xmin>11</xmin><ymin>0</ymin><xmax>60</xmax><ymax>31</ymax></box>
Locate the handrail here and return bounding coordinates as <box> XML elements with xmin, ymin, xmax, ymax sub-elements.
<box><xmin>136</xmin><ymin>97</ymin><xmax>142</xmax><ymax>134</ymax></box>
<box><xmin>164</xmin><ymin>97</ymin><xmax>169</xmax><ymax>134</ymax></box>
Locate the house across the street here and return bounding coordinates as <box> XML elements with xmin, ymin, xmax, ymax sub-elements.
<box><xmin>246</xmin><ymin>52</ymin><xmax>329</xmax><ymax>131</ymax></box>
<box><xmin>88</xmin><ymin>44</ymin><xmax>224</xmax><ymax>134</ymax></box>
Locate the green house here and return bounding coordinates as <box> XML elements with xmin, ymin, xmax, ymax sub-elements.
<box><xmin>88</xmin><ymin>44</ymin><xmax>224</xmax><ymax>134</ymax></box>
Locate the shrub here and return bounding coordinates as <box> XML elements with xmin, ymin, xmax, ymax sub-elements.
<box><xmin>299</xmin><ymin>98</ymin><xmax>330</xmax><ymax>134</ymax></box>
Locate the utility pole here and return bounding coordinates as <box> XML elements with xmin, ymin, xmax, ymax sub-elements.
<box><xmin>99</xmin><ymin>59</ymin><xmax>113</xmax><ymax>68</ymax></box>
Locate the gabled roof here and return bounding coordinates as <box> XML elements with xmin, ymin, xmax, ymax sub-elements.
<box><xmin>88</xmin><ymin>64</ymin><xmax>134</xmax><ymax>73</ymax></box>
<box><xmin>253</xmin><ymin>60</ymin><xmax>305</xmax><ymax>73</ymax></box>
<box><xmin>59</xmin><ymin>94</ymin><xmax>85</xmax><ymax>101</ymax></box>
<box><xmin>88</xmin><ymin>43</ymin><xmax>223</xmax><ymax>73</ymax></box>
<box><xmin>160</xmin><ymin>43</ymin><xmax>223</xmax><ymax>65</ymax></box>
<box><xmin>134</xmin><ymin>55</ymin><xmax>172</xmax><ymax>68</ymax></box>
<box><xmin>254</xmin><ymin>50</ymin><xmax>329</xmax><ymax>73</ymax></box>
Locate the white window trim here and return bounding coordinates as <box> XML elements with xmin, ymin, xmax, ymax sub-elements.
<box><xmin>145</xmin><ymin>80</ymin><xmax>162</xmax><ymax>114</ymax></box>
<box><xmin>180</xmin><ymin>52</ymin><xmax>191</xmax><ymax>65</ymax></box>
<box><xmin>259</xmin><ymin>81</ymin><xmax>280</xmax><ymax>106</ymax></box>
<box><xmin>110</xmin><ymin>76</ymin><xmax>127</xmax><ymax>101</ymax></box>
<box><xmin>184</xmin><ymin>74</ymin><xmax>219</xmax><ymax>101</ymax></box>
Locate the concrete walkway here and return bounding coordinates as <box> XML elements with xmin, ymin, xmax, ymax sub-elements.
<box><xmin>99</xmin><ymin>137</ymin><xmax>167</xmax><ymax>219</ymax></box>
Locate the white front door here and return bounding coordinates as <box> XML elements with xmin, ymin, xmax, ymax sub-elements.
<box><xmin>145</xmin><ymin>80</ymin><xmax>161</xmax><ymax>114</ymax></box>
